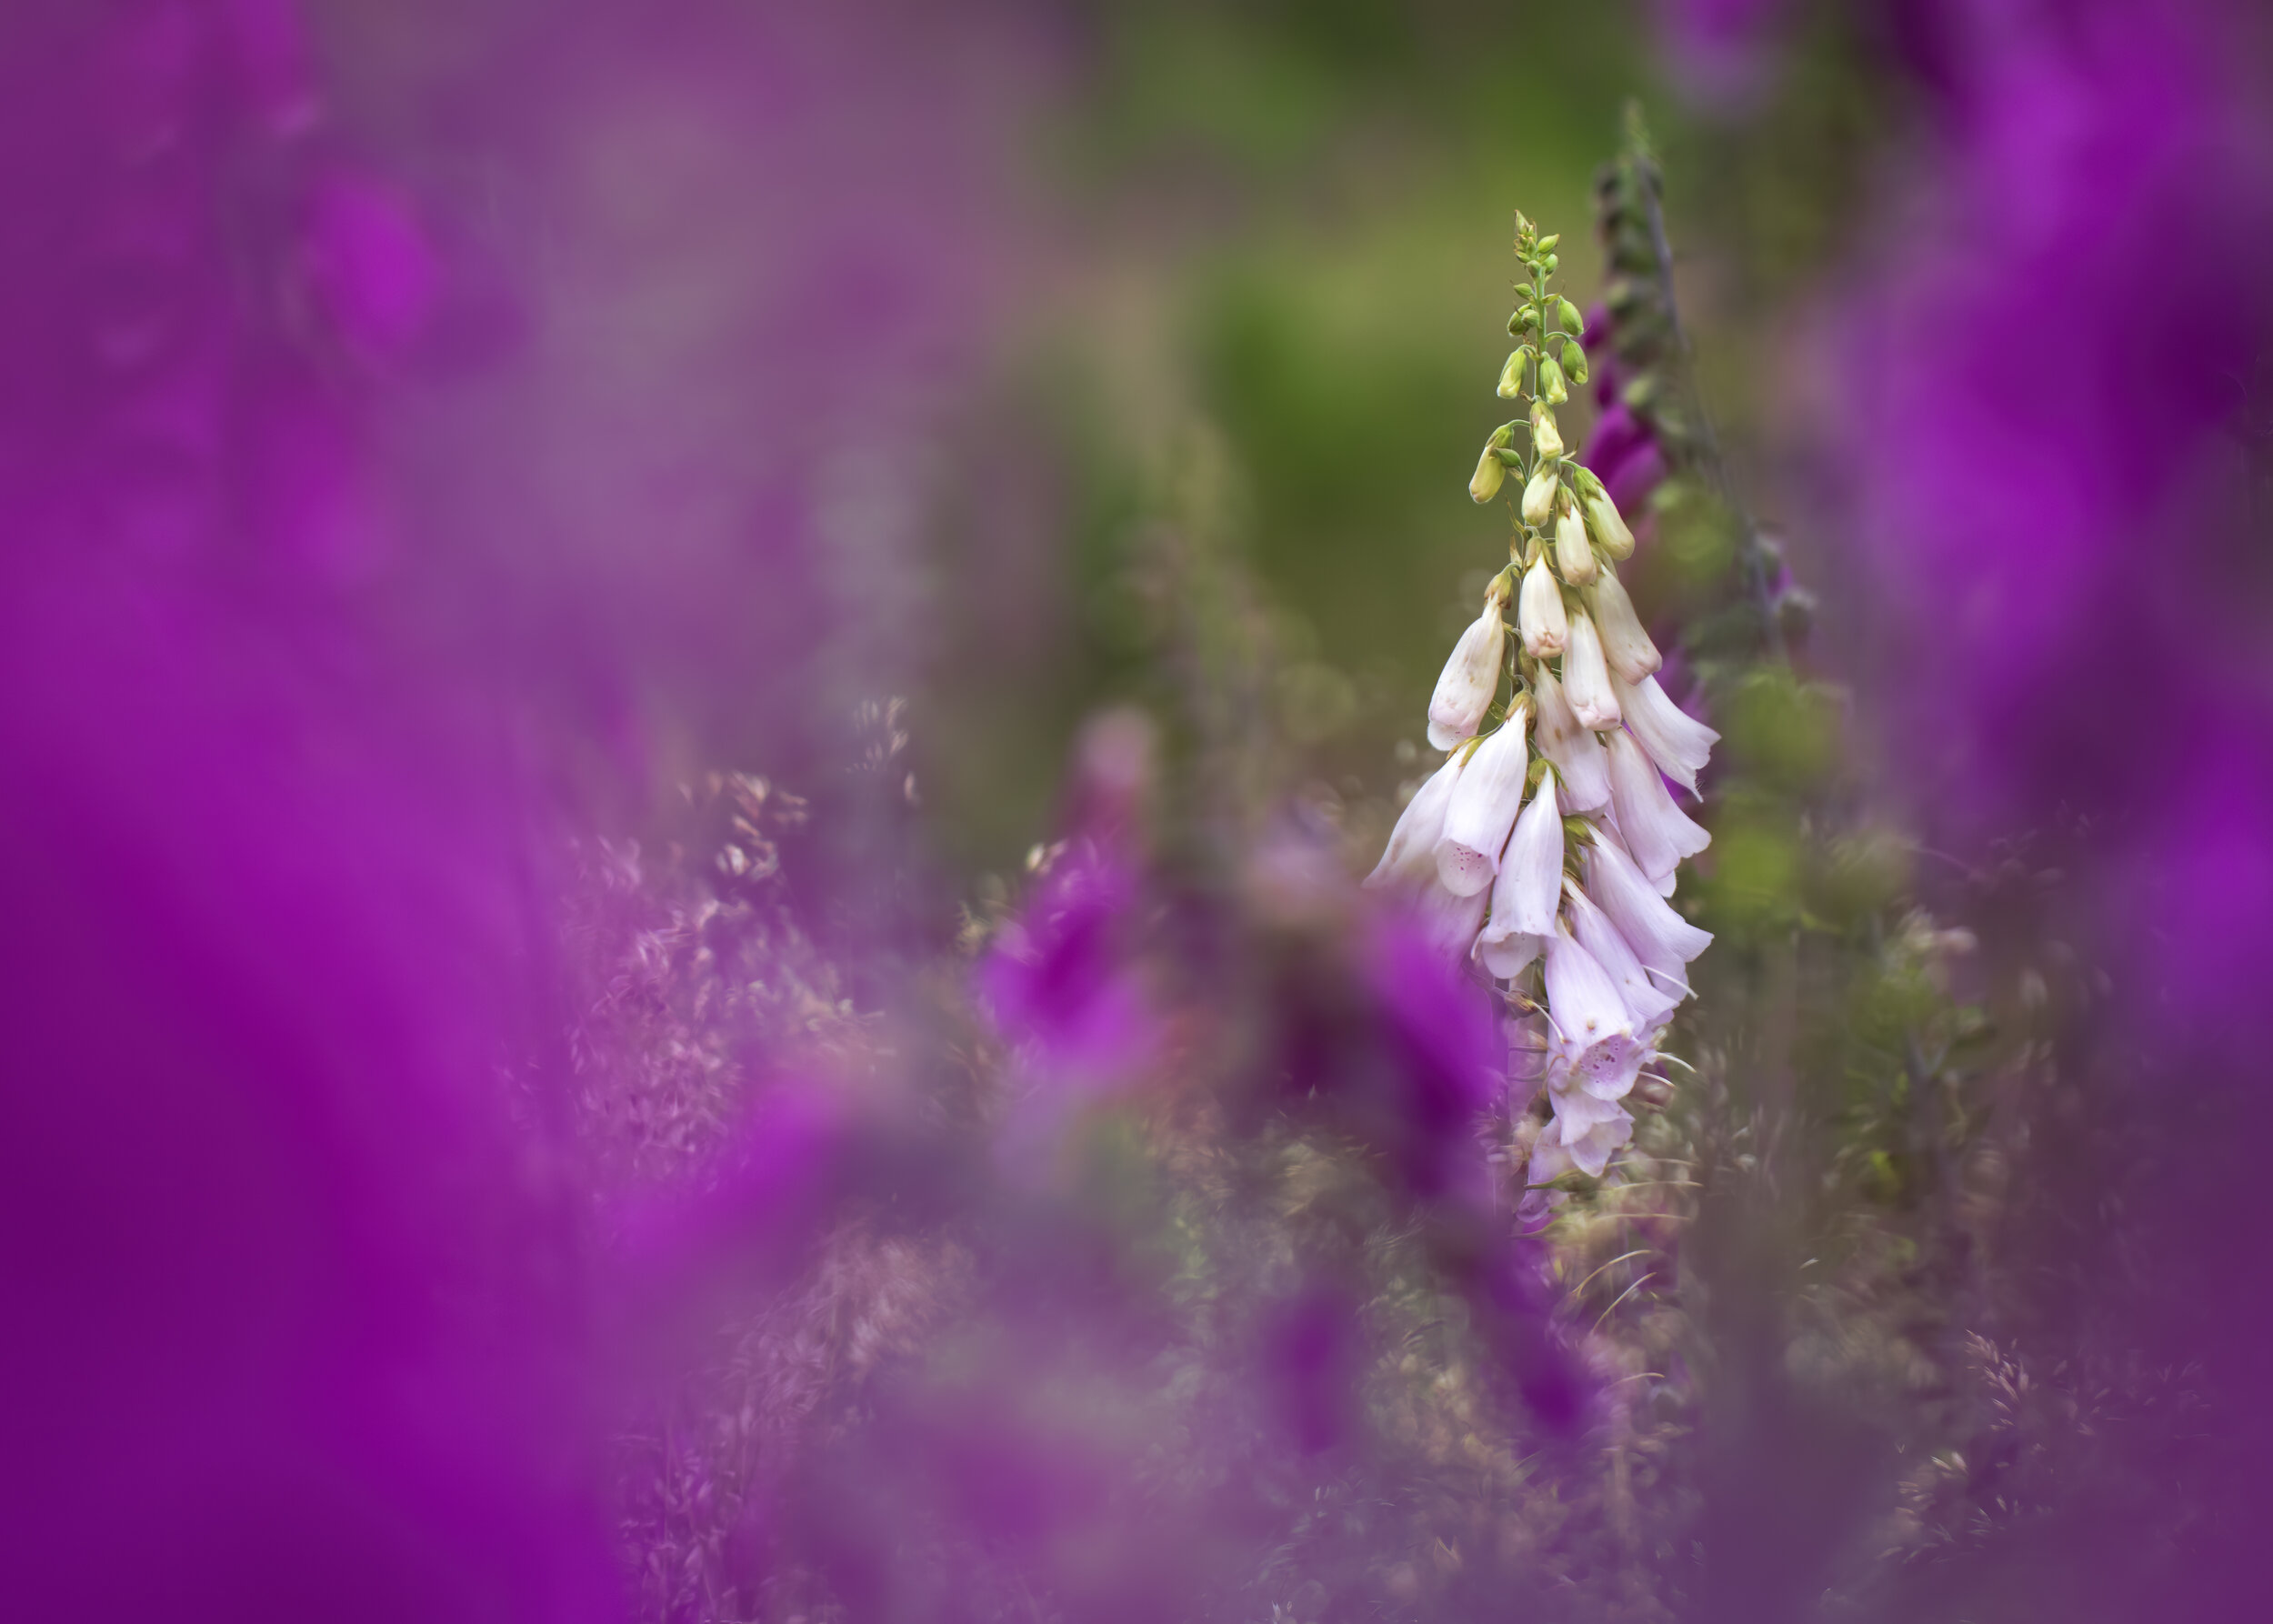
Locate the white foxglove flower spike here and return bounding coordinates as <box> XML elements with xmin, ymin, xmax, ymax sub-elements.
<box><xmin>1486</xmin><ymin>775</ymin><xmax>1564</xmax><ymax>939</ymax></box>
<box><xmin>1436</xmin><ymin>699</ymin><xmax>1530</xmax><ymax>897</ymax></box>
<box><xmin>1554</xmin><ymin>495</ymin><xmax>1597</xmax><ymax>586</ymax></box>
<box><xmin>1426</xmin><ymin>599</ymin><xmax>1507</xmax><ymax>750</ymax></box>
<box><xmin>1611</xmin><ymin>670</ymin><xmax>1718</xmax><ymax>797</ymax></box>
<box><xmin>1606</xmin><ymin>729</ymin><xmax>1710</xmax><ymax>881</ymax></box>
<box><xmin>1364</xmin><ymin>751</ymin><xmax>1466</xmax><ymax>891</ymax></box>
<box><xmin>1517</xmin><ymin>556</ymin><xmax>1567</xmax><ymax>658</ymax></box>
<box><xmin>1561</xmin><ymin>611</ymin><xmax>1621</xmax><ymax>732</ymax></box>
<box><xmin>1530</xmin><ymin>664</ymin><xmax>1611</xmax><ymax>811</ymax></box>
<box><xmin>1583</xmin><ymin>827</ymin><xmax>1712</xmax><ymax>987</ymax></box>
<box><xmin>1564</xmin><ymin>877</ymin><xmax>1679</xmax><ymax>1033</ymax></box>
<box><xmin>1586</xmin><ymin>567</ymin><xmax>1661</xmax><ymax>686</ymax></box>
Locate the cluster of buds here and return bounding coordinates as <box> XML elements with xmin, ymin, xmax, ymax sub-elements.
<box><xmin>1367</xmin><ymin>212</ymin><xmax>1718</xmax><ymax>1184</ymax></box>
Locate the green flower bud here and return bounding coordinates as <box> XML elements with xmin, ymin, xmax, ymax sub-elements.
<box><xmin>1559</xmin><ymin>339</ymin><xmax>1589</xmax><ymax>386</ymax></box>
<box><xmin>1557</xmin><ymin>296</ymin><xmax>1585</xmax><ymax>334</ymax></box>
<box><xmin>1538</xmin><ymin>234</ymin><xmax>1560</xmax><ymax>252</ymax></box>
<box><xmin>1544</xmin><ymin>253</ymin><xmax>1560</xmax><ymax>274</ymax></box>
<box><xmin>1584</xmin><ymin>489</ymin><xmax>1636</xmax><ymax>559</ymax></box>
<box><xmin>1507</xmin><ymin>307</ymin><xmax>1537</xmax><ymax>337</ymax></box>
<box><xmin>1497</xmin><ymin>349</ymin><xmax>1528</xmax><ymax>399</ymax></box>
<box><xmin>1470</xmin><ymin>444</ymin><xmax>1507</xmax><ymax>504</ymax></box>
<box><xmin>1538</xmin><ymin>354</ymin><xmax>1568</xmax><ymax>405</ymax></box>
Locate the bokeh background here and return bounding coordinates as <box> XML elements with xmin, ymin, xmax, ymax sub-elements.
<box><xmin>6</xmin><ymin>0</ymin><xmax>2273</xmax><ymax>1619</ymax></box>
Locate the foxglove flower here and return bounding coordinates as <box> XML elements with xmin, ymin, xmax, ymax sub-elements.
<box><xmin>1538</xmin><ymin>1096</ymin><xmax>1633</xmax><ymax>1179</ymax></box>
<box><xmin>1554</xmin><ymin>494</ymin><xmax>1598</xmax><ymax>586</ymax></box>
<box><xmin>1611</xmin><ymin>670</ymin><xmax>1718</xmax><ymax>797</ymax></box>
<box><xmin>1426</xmin><ymin>598</ymin><xmax>1507</xmax><ymax>750</ymax></box>
<box><xmin>1586</xmin><ymin>567</ymin><xmax>1660</xmax><ymax>685</ymax></box>
<box><xmin>1436</xmin><ymin>700</ymin><xmax>1529</xmax><ymax>897</ymax></box>
<box><xmin>1518</xmin><ymin>556</ymin><xmax>1567</xmax><ymax>658</ymax></box>
<box><xmin>1542</xmin><ymin>919</ymin><xmax>1643</xmax><ymax>1093</ymax></box>
<box><xmin>1479</xmin><ymin>928</ymin><xmax>1546</xmax><ymax>980</ymax></box>
<box><xmin>1564</xmin><ymin>877</ymin><xmax>1678</xmax><ymax>1032</ymax></box>
<box><xmin>1365</xmin><ymin>751</ymin><xmax>1466</xmax><ymax>890</ymax></box>
<box><xmin>1520</xmin><ymin>464</ymin><xmax>1559</xmax><ymax>527</ymax></box>
<box><xmin>1583</xmin><ymin>828</ymin><xmax>1711</xmax><ymax>990</ymax></box>
<box><xmin>1584</xmin><ymin>487</ymin><xmax>1636</xmax><ymax>560</ymax></box>
<box><xmin>1415</xmin><ymin>875</ymin><xmax>1491</xmax><ymax>966</ymax></box>
<box><xmin>1606</xmin><ymin>729</ymin><xmax>1710</xmax><ymax>881</ymax></box>
<box><xmin>1469</xmin><ymin>444</ymin><xmax>1507</xmax><ymax>503</ymax></box>
<box><xmin>1531</xmin><ymin>665</ymin><xmax>1611</xmax><ymax>811</ymax></box>
<box><xmin>1486</xmin><ymin>775</ymin><xmax>1564</xmax><ymax>939</ymax></box>
<box><xmin>1563</xmin><ymin>611</ymin><xmax>1621</xmax><ymax>731</ymax></box>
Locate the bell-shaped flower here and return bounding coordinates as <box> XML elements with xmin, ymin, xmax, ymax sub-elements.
<box><xmin>1530</xmin><ymin>665</ymin><xmax>1610</xmax><ymax>812</ymax></box>
<box><xmin>1469</xmin><ymin>444</ymin><xmax>1506</xmax><ymax>504</ymax></box>
<box><xmin>1541</xmin><ymin>1096</ymin><xmax>1633</xmax><ymax>1179</ymax></box>
<box><xmin>1414</xmin><ymin>874</ymin><xmax>1490</xmax><ymax>966</ymax></box>
<box><xmin>1426</xmin><ymin>601</ymin><xmax>1506</xmax><ymax>750</ymax></box>
<box><xmin>1561</xmin><ymin>611</ymin><xmax>1620</xmax><ymax>732</ymax></box>
<box><xmin>1530</xmin><ymin>405</ymin><xmax>1565</xmax><ymax>462</ymax></box>
<box><xmin>1543</xmin><ymin>920</ymin><xmax>1643</xmax><ymax>1095</ymax></box>
<box><xmin>1585</xmin><ymin>567</ymin><xmax>1660</xmax><ymax>686</ymax></box>
<box><xmin>1610</xmin><ymin>670</ymin><xmax>1718</xmax><ymax>797</ymax></box>
<box><xmin>1478</xmin><ymin>928</ymin><xmax>1545</xmax><ymax>980</ymax></box>
<box><xmin>1520</xmin><ymin>463</ymin><xmax>1559</xmax><ymax>528</ymax></box>
<box><xmin>1517</xmin><ymin>556</ymin><xmax>1567</xmax><ymax>658</ymax></box>
<box><xmin>1564</xmin><ymin>877</ymin><xmax>1678</xmax><ymax>1033</ymax></box>
<box><xmin>1364</xmin><ymin>751</ymin><xmax>1465</xmax><ymax>891</ymax></box>
<box><xmin>1554</xmin><ymin>495</ymin><xmax>1597</xmax><ymax>585</ymax></box>
<box><xmin>1435</xmin><ymin>700</ymin><xmax>1529</xmax><ymax>897</ymax></box>
<box><xmin>1606</xmin><ymin>728</ymin><xmax>1710</xmax><ymax>882</ymax></box>
<box><xmin>1583</xmin><ymin>827</ymin><xmax>1712</xmax><ymax>994</ymax></box>
<box><xmin>1584</xmin><ymin>488</ymin><xmax>1636</xmax><ymax>560</ymax></box>
<box><xmin>1486</xmin><ymin>775</ymin><xmax>1564</xmax><ymax>939</ymax></box>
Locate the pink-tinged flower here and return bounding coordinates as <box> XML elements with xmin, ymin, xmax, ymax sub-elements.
<box><xmin>1414</xmin><ymin>876</ymin><xmax>1492</xmax><ymax>967</ymax></box>
<box><xmin>1479</xmin><ymin>928</ymin><xmax>1546</xmax><ymax>979</ymax></box>
<box><xmin>1606</xmin><ymin>729</ymin><xmax>1710</xmax><ymax>881</ymax></box>
<box><xmin>1610</xmin><ymin>671</ymin><xmax>1719</xmax><ymax>798</ymax></box>
<box><xmin>1531</xmin><ymin>665</ymin><xmax>1612</xmax><ymax>811</ymax></box>
<box><xmin>1584</xmin><ymin>828</ymin><xmax>1712</xmax><ymax>990</ymax></box>
<box><xmin>1436</xmin><ymin>700</ymin><xmax>1530</xmax><ymax>897</ymax></box>
<box><xmin>1364</xmin><ymin>751</ymin><xmax>1465</xmax><ymax>890</ymax></box>
<box><xmin>1586</xmin><ymin>567</ymin><xmax>1661</xmax><ymax>686</ymax></box>
<box><xmin>1542</xmin><ymin>920</ymin><xmax>1643</xmax><ymax>1093</ymax></box>
<box><xmin>1486</xmin><ymin>776</ymin><xmax>1565</xmax><ymax>941</ymax></box>
<box><xmin>1554</xmin><ymin>495</ymin><xmax>1599</xmax><ymax>585</ymax></box>
<box><xmin>1563</xmin><ymin>611</ymin><xmax>1622</xmax><ymax>731</ymax></box>
<box><xmin>1563</xmin><ymin>878</ymin><xmax>1679</xmax><ymax>1032</ymax></box>
<box><xmin>1518</xmin><ymin>556</ymin><xmax>1568</xmax><ymax>658</ymax></box>
<box><xmin>1427</xmin><ymin>600</ymin><xmax>1507</xmax><ymax>750</ymax></box>
<box><xmin>1538</xmin><ymin>1095</ymin><xmax>1634</xmax><ymax>1179</ymax></box>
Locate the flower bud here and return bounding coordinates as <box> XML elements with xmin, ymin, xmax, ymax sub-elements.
<box><xmin>1530</xmin><ymin>406</ymin><xmax>1564</xmax><ymax>463</ymax></box>
<box><xmin>1556</xmin><ymin>296</ymin><xmax>1584</xmax><ymax>334</ymax></box>
<box><xmin>1559</xmin><ymin>339</ymin><xmax>1588</xmax><ymax>386</ymax></box>
<box><xmin>1426</xmin><ymin>600</ymin><xmax>1506</xmax><ymax>749</ymax></box>
<box><xmin>1561</xmin><ymin>611</ymin><xmax>1620</xmax><ymax>731</ymax></box>
<box><xmin>1538</xmin><ymin>354</ymin><xmax>1567</xmax><ymax>404</ymax></box>
<box><xmin>1517</xmin><ymin>556</ymin><xmax>1567</xmax><ymax>658</ymax></box>
<box><xmin>1609</xmin><ymin>670</ymin><xmax>1717</xmax><ymax>797</ymax></box>
<box><xmin>1520</xmin><ymin>464</ymin><xmax>1558</xmax><ymax>527</ymax></box>
<box><xmin>1584</xmin><ymin>567</ymin><xmax>1659</xmax><ymax>685</ymax></box>
<box><xmin>1537</xmin><ymin>233</ymin><xmax>1560</xmax><ymax>252</ymax></box>
<box><xmin>1583</xmin><ymin>489</ymin><xmax>1636</xmax><ymax>560</ymax></box>
<box><xmin>1507</xmin><ymin>306</ymin><xmax>1537</xmax><ymax>338</ymax></box>
<box><xmin>1469</xmin><ymin>445</ymin><xmax>1506</xmax><ymax>503</ymax></box>
<box><xmin>1437</xmin><ymin>700</ymin><xmax>1529</xmax><ymax>897</ymax></box>
<box><xmin>1555</xmin><ymin>496</ymin><xmax>1597</xmax><ymax>586</ymax></box>
<box><xmin>1364</xmin><ymin>751</ymin><xmax>1466</xmax><ymax>891</ymax></box>
<box><xmin>1496</xmin><ymin>349</ymin><xmax>1527</xmax><ymax>399</ymax></box>
<box><xmin>1605</xmin><ymin>728</ymin><xmax>1710</xmax><ymax>882</ymax></box>
<box><xmin>1530</xmin><ymin>665</ymin><xmax>1611</xmax><ymax>810</ymax></box>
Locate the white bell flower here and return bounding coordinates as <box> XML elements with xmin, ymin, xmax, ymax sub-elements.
<box><xmin>1363</xmin><ymin>751</ymin><xmax>1465</xmax><ymax>891</ymax></box>
<box><xmin>1426</xmin><ymin>599</ymin><xmax>1506</xmax><ymax>751</ymax></box>
<box><xmin>1562</xmin><ymin>611</ymin><xmax>1621</xmax><ymax>732</ymax></box>
<box><xmin>1521</xmin><ymin>464</ymin><xmax>1559</xmax><ymax>528</ymax></box>
<box><xmin>1478</xmin><ymin>928</ymin><xmax>1545</xmax><ymax>980</ymax></box>
<box><xmin>1610</xmin><ymin>670</ymin><xmax>1717</xmax><ymax>798</ymax></box>
<box><xmin>1583</xmin><ymin>827</ymin><xmax>1712</xmax><ymax>991</ymax></box>
<box><xmin>1542</xmin><ymin>1097</ymin><xmax>1633</xmax><ymax>1178</ymax></box>
<box><xmin>1435</xmin><ymin>699</ymin><xmax>1529</xmax><ymax>897</ymax></box>
<box><xmin>1554</xmin><ymin>495</ymin><xmax>1597</xmax><ymax>585</ymax></box>
<box><xmin>1606</xmin><ymin>729</ymin><xmax>1710</xmax><ymax>881</ymax></box>
<box><xmin>1485</xmin><ymin>774</ymin><xmax>1564</xmax><ymax>939</ymax></box>
<box><xmin>1585</xmin><ymin>567</ymin><xmax>1661</xmax><ymax>686</ymax></box>
<box><xmin>1415</xmin><ymin>874</ymin><xmax>1491</xmax><ymax>966</ymax></box>
<box><xmin>1564</xmin><ymin>877</ymin><xmax>1678</xmax><ymax>1032</ymax></box>
<box><xmin>1543</xmin><ymin>919</ymin><xmax>1643</xmax><ymax>1095</ymax></box>
<box><xmin>1517</xmin><ymin>556</ymin><xmax>1567</xmax><ymax>658</ymax></box>
<box><xmin>1530</xmin><ymin>664</ymin><xmax>1611</xmax><ymax>812</ymax></box>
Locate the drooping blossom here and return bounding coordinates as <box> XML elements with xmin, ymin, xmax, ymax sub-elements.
<box><xmin>1586</xmin><ymin>566</ymin><xmax>1662</xmax><ymax>685</ymax></box>
<box><xmin>1532</xmin><ymin>665</ymin><xmax>1613</xmax><ymax>811</ymax></box>
<box><xmin>1427</xmin><ymin>596</ymin><xmax>1508</xmax><ymax>750</ymax></box>
<box><xmin>1365</xmin><ymin>751</ymin><xmax>1467</xmax><ymax>890</ymax></box>
<box><xmin>1437</xmin><ymin>697</ymin><xmax>1531</xmax><ymax>896</ymax></box>
<box><xmin>1606</xmin><ymin>727</ymin><xmax>1710</xmax><ymax>881</ymax></box>
<box><xmin>1611</xmin><ymin>670</ymin><xmax>1719</xmax><ymax>797</ymax></box>
<box><xmin>1519</xmin><ymin>555</ymin><xmax>1569</xmax><ymax>657</ymax></box>
<box><xmin>1563</xmin><ymin>611</ymin><xmax>1622</xmax><ymax>731</ymax></box>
